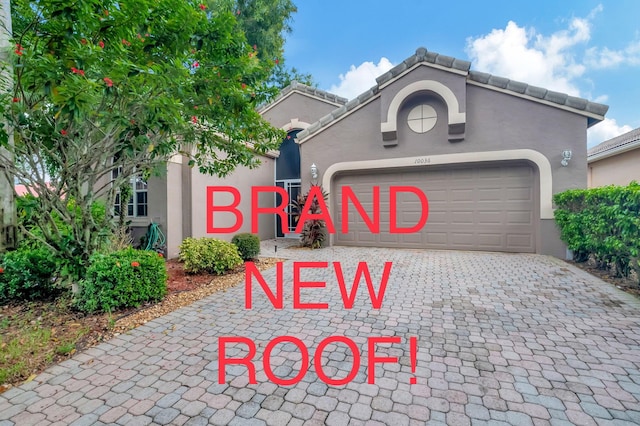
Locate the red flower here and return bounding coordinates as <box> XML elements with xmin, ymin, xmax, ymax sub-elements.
<box><xmin>199</xmin><ymin>3</ymin><xmax>206</xmax><ymax>10</ymax></box>
<box><xmin>193</xmin><ymin>61</ymin><xmax>199</xmax><ymax>68</ymax></box>
<box><xmin>122</xmin><ymin>39</ymin><xmax>131</xmax><ymax>46</ymax></box>
<box><xmin>158</xmin><ymin>253</ymin><xmax>164</xmax><ymax>258</ymax></box>
<box><xmin>60</xmin><ymin>129</ymin><xmax>68</xmax><ymax>136</ymax></box>
<box><xmin>241</xmin><ymin>83</ymin><xmax>247</xmax><ymax>89</ymax></box>
<box><xmin>275</xmin><ymin>58</ymin><xmax>279</xmax><ymax>65</ymax></box>
<box><xmin>104</xmin><ymin>9</ymin><xmax>109</xmax><ymax>16</ymax></box>
<box><xmin>131</xmin><ymin>261</ymin><xmax>140</xmax><ymax>267</ymax></box>
<box><xmin>15</xmin><ymin>44</ymin><xmax>23</xmax><ymax>56</ymax></box>
<box><xmin>98</xmin><ymin>40</ymin><xmax>105</xmax><ymax>49</ymax></box>
<box><xmin>71</xmin><ymin>67</ymin><xmax>85</xmax><ymax>76</ymax></box>
<box><xmin>0</xmin><ymin>267</ymin><xmax>4</xmax><ymax>274</ymax></box>
<box><xmin>191</xmin><ymin>116</ymin><xmax>198</xmax><ymax>124</ymax></box>
<box><xmin>12</xmin><ymin>97</ymin><xmax>19</xmax><ymax>103</ymax></box>
<box><xmin>103</xmin><ymin>77</ymin><xmax>113</xmax><ymax>87</ymax></box>
<box><xmin>81</xmin><ymin>38</ymin><xmax>87</xmax><ymax>45</ymax></box>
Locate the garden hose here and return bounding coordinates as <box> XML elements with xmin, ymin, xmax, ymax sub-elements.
<box><xmin>144</xmin><ymin>222</ymin><xmax>166</xmax><ymax>252</ymax></box>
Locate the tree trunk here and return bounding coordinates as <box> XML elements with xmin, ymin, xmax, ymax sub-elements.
<box><xmin>0</xmin><ymin>0</ymin><xmax>17</xmax><ymax>252</ymax></box>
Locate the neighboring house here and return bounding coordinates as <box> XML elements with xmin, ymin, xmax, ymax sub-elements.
<box><xmin>587</xmin><ymin>127</ymin><xmax>640</xmax><ymax>187</ymax></box>
<box><xmin>128</xmin><ymin>47</ymin><xmax>609</xmax><ymax>259</ymax></box>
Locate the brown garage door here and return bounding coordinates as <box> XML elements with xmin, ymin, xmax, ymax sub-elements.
<box><xmin>334</xmin><ymin>162</ymin><xmax>536</xmax><ymax>253</ymax></box>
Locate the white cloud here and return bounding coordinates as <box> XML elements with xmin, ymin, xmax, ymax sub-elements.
<box><xmin>587</xmin><ymin>118</ymin><xmax>633</xmax><ymax>147</ymax></box>
<box><xmin>465</xmin><ymin>17</ymin><xmax>592</xmax><ymax>95</ymax></box>
<box><xmin>585</xmin><ymin>41</ymin><xmax>640</xmax><ymax>68</ymax></box>
<box><xmin>328</xmin><ymin>58</ymin><xmax>394</xmax><ymax>100</ymax></box>
<box><xmin>466</xmin><ymin>6</ymin><xmax>635</xmax><ymax>148</ymax></box>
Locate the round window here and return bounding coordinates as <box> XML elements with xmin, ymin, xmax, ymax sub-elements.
<box><xmin>407</xmin><ymin>104</ymin><xmax>437</xmax><ymax>134</ymax></box>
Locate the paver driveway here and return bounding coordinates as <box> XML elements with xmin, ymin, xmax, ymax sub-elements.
<box><xmin>1</xmin><ymin>241</ymin><xmax>640</xmax><ymax>425</ymax></box>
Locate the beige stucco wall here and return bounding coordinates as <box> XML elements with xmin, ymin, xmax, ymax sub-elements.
<box><xmin>189</xmin><ymin>156</ymin><xmax>276</xmax><ymax>242</ymax></box>
<box><xmin>588</xmin><ymin>148</ymin><xmax>640</xmax><ymax>187</ymax></box>
<box><xmin>299</xmin><ymin>65</ymin><xmax>592</xmax><ymax>258</ymax></box>
<box><xmin>165</xmin><ymin>158</ymin><xmax>183</xmax><ymax>258</ymax></box>
<box><xmin>262</xmin><ymin>92</ymin><xmax>341</xmax><ymax>128</ymax></box>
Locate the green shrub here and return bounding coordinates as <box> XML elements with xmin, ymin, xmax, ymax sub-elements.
<box><xmin>0</xmin><ymin>247</ymin><xmax>60</xmax><ymax>302</ymax></box>
<box><xmin>75</xmin><ymin>248</ymin><xmax>167</xmax><ymax>313</ymax></box>
<box><xmin>231</xmin><ymin>233</ymin><xmax>260</xmax><ymax>260</ymax></box>
<box><xmin>554</xmin><ymin>182</ymin><xmax>640</xmax><ymax>281</ymax></box>
<box><xmin>17</xmin><ymin>195</ymin><xmax>111</xmax><ymax>282</ymax></box>
<box><xmin>178</xmin><ymin>237</ymin><xmax>243</xmax><ymax>274</ymax></box>
<box><xmin>292</xmin><ymin>185</ymin><xmax>329</xmax><ymax>249</ymax></box>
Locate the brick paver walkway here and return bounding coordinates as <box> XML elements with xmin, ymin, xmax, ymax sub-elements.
<box><xmin>1</xmin><ymin>241</ymin><xmax>640</xmax><ymax>425</ymax></box>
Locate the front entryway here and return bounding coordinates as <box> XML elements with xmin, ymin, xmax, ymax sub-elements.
<box><xmin>275</xmin><ymin>129</ymin><xmax>302</xmax><ymax>238</ymax></box>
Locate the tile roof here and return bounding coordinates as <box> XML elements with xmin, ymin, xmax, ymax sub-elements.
<box><xmin>257</xmin><ymin>81</ymin><xmax>348</xmax><ymax>113</ymax></box>
<box><xmin>296</xmin><ymin>47</ymin><xmax>608</xmax><ymax>142</ymax></box>
<box><xmin>588</xmin><ymin>127</ymin><xmax>640</xmax><ymax>160</ymax></box>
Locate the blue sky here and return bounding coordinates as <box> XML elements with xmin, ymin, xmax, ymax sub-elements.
<box><xmin>283</xmin><ymin>1</ymin><xmax>640</xmax><ymax>147</ymax></box>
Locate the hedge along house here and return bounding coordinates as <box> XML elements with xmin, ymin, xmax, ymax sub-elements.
<box><xmin>130</xmin><ymin>47</ymin><xmax>607</xmax><ymax>259</ymax></box>
<box><xmin>286</xmin><ymin>47</ymin><xmax>608</xmax><ymax>258</ymax></box>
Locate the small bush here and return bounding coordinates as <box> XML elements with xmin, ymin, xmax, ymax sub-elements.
<box><xmin>75</xmin><ymin>248</ymin><xmax>167</xmax><ymax>313</ymax></box>
<box><xmin>179</xmin><ymin>237</ymin><xmax>243</xmax><ymax>274</ymax></box>
<box><xmin>231</xmin><ymin>233</ymin><xmax>260</xmax><ymax>260</ymax></box>
<box><xmin>0</xmin><ymin>247</ymin><xmax>60</xmax><ymax>302</ymax></box>
<box><xmin>554</xmin><ymin>182</ymin><xmax>640</xmax><ymax>282</ymax></box>
<box><xmin>292</xmin><ymin>185</ymin><xmax>329</xmax><ymax>249</ymax></box>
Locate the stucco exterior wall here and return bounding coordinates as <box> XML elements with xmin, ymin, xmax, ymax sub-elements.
<box><xmin>165</xmin><ymin>158</ymin><xmax>183</xmax><ymax>258</ymax></box>
<box><xmin>299</xmin><ymin>69</ymin><xmax>590</xmax><ymax>257</ymax></box>
<box><xmin>588</xmin><ymin>148</ymin><xmax>640</xmax><ymax>187</ymax></box>
<box><xmin>128</xmin><ymin>173</ymin><xmax>168</xmax><ymax>252</ymax></box>
<box><xmin>189</xmin><ymin>156</ymin><xmax>276</xmax><ymax>242</ymax></box>
<box><xmin>262</xmin><ymin>92</ymin><xmax>341</xmax><ymax>129</ymax></box>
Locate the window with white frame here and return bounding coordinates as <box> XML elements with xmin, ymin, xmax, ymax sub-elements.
<box><xmin>113</xmin><ymin>164</ymin><xmax>148</xmax><ymax>218</ymax></box>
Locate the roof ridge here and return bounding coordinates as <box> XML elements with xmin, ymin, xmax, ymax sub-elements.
<box><xmin>257</xmin><ymin>81</ymin><xmax>347</xmax><ymax>113</ymax></box>
<box><xmin>295</xmin><ymin>47</ymin><xmax>609</xmax><ymax>142</ymax></box>
<box><xmin>588</xmin><ymin>126</ymin><xmax>640</xmax><ymax>157</ymax></box>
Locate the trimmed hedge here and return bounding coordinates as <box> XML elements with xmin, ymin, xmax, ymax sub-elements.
<box><xmin>554</xmin><ymin>182</ymin><xmax>640</xmax><ymax>281</ymax></box>
<box><xmin>178</xmin><ymin>237</ymin><xmax>243</xmax><ymax>274</ymax></box>
<box><xmin>75</xmin><ymin>248</ymin><xmax>167</xmax><ymax>313</ymax></box>
<box><xmin>231</xmin><ymin>233</ymin><xmax>260</xmax><ymax>260</ymax></box>
<box><xmin>0</xmin><ymin>247</ymin><xmax>60</xmax><ymax>302</ymax></box>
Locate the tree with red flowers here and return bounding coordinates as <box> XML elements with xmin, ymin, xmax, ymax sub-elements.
<box><xmin>0</xmin><ymin>0</ymin><xmax>293</xmax><ymax>281</ymax></box>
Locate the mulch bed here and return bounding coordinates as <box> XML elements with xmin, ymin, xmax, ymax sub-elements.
<box><xmin>0</xmin><ymin>257</ymin><xmax>282</xmax><ymax>392</ymax></box>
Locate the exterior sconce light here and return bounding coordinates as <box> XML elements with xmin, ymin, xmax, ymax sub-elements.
<box><xmin>561</xmin><ymin>150</ymin><xmax>572</xmax><ymax>167</ymax></box>
<box><xmin>310</xmin><ymin>163</ymin><xmax>318</xmax><ymax>179</ymax></box>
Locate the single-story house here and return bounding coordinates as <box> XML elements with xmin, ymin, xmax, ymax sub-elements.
<box><xmin>129</xmin><ymin>47</ymin><xmax>609</xmax><ymax>259</ymax></box>
<box><xmin>587</xmin><ymin>127</ymin><xmax>640</xmax><ymax>187</ymax></box>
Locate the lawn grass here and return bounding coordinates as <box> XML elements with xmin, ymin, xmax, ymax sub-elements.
<box><xmin>0</xmin><ymin>296</ymin><xmax>94</xmax><ymax>385</ymax></box>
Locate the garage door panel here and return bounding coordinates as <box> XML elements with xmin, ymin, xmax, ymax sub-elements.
<box><xmin>477</xmin><ymin>233</ymin><xmax>503</xmax><ymax>248</ymax></box>
<box><xmin>507</xmin><ymin>187</ymin><xmax>533</xmax><ymax>200</ymax></box>
<box><xmin>477</xmin><ymin>188</ymin><xmax>502</xmax><ymax>201</ymax></box>
<box><xmin>507</xmin><ymin>234</ymin><xmax>533</xmax><ymax>248</ymax></box>
<box><xmin>334</xmin><ymin>163</ymin><xmax>536</xmax><ymax>252</ymax></box>
<box><xmin>451</xmin><ymin>211</ymin><xmax>474</xmax><ymax>224</ymax></box>
<box><xmin>477</xmin><ymin>211</ymin><xmax>503</xmax><ymax>224</ymax></box>
<box><xmin>507</xmin><ymin>211</ymin><xmax>533</xmax><ymax>225</ymax></box>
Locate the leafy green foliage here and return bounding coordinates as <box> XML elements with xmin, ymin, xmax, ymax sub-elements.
<box><xmin>75</xmin><ymin>248</ymin><xmax>167</xmax><ymax>313</ymax></box>
<box><xmin>554</xmin><ymin>182</ymin><xmax>640</xmax><ymax>282</ymax></box>
<box><xmin>0</xmin><ymin>247</ymin><xmax>61</xmax><ymax>302</ymax></box>
<box><xmin>231</xmin><ymin>233</ymin><xmax>260</xmax><ymax>260</ymax></box>
<box><xmin>293</xmin><ymin>185</ymin><xmax>328</xmax><ymax>249</ymax></box>
<box><xmin>179</xmin><ymin>237</ymin><xmax>243</xmax><ymax>274</ymax></box>
<box><xmin>1</xmin><ymin>0</ymin><xmax>289</xmax><ymax>284</ymax></box>
<box><xmin>16</xmin><ymin>195</ymin><xmax>110</xmax><ymax>282</ymax></box>
<box><xmin>227</xmin><ymin>0</ymin><xmax>315</xmax><ymax>89</ymax></box>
